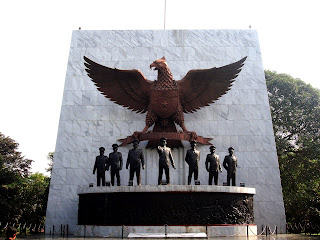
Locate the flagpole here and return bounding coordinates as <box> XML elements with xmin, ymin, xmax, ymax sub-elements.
<box><xmin>164</xmin><ymin>0</ymin><xmax>167</xmax><ymax>30</ymax></box>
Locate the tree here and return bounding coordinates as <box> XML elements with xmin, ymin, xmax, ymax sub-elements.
<box><xmin>265</xmin><ymin>70</ymin><xmax>320</xmax><ymax>231</ymax></box>
<box><xmin>0</xmin><ymin>133</ymin><xmax>50</xmax><ymax>226</ymax></box>
<box><xmin>19</xmin><ymin>173</ymin><xmax>50</xmax><ymax>225</ymax></box>
<box><xmin>0</xmin><ymin>132</ymin><xmax>32</xmax><ymax>177</ymax></box>
<box><xmin>266</xmin><ymin>71</ymin><xmax>320</xmax><ymax>154</ymax></box>
<box><xmin>0</xmin><ymin>132</ymin><xmax>32</xmax><ymax>222</ymax></box>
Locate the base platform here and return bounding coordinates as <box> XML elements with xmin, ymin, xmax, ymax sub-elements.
<box><xmin>78</xmin><ymin>185</ymin><xmax>255</xmax><ymax>226</ymax></box>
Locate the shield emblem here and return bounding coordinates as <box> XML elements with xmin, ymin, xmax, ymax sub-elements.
<box><xmin>150</xmin><ymin>89</ymin><xmax>180</xmax><ymax>119</ymax></box>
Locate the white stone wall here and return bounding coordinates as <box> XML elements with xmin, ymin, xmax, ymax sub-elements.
<box><xmin>46</xmin><ymin>30</ymin><xmax>286</xmax><ymax>233</ymax></box>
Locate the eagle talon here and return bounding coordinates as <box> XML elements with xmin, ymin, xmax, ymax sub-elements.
<box><xmin>186</xmin><ymin>131</ymin><xmax>198</xmax><ymax>141</ymax></box>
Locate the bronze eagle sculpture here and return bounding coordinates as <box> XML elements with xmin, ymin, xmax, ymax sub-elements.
<box><xmin>84</xmin><ymin>56</ymin><xmax>247</xmax><ymax>147</ymax></box>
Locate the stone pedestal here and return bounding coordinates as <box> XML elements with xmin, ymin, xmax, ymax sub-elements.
<box><xmin>78</xmin><ymin>185</ymin><xmax>255</xmax><ymax>226</ymax></box>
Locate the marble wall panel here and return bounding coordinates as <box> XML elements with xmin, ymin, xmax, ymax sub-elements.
<box><xmin>46</xmin><ymin>30</ymin><xmax>286</xmax><ymax>234</ymax></box>
<box><xmin>229</xmin><ymin>136</ymin><xmax>239</xmax><ymax>151</ymax></box>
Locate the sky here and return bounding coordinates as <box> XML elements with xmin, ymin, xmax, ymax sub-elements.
<box><xmin>0</xmin><ymin>0</ymin><xmax>319</xmax><ymax>175</ymax></box>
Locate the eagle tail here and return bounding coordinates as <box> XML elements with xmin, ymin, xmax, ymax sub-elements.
<box><xmin>146</xmin><ymin>120</ymin><xmax>183</xmax><ymax>149</ymax></box>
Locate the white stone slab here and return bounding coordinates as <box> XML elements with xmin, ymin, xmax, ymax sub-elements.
<box><xmin>73</xmin><ymin>225</ymin><xmax>257</xmax><ymax>238</ymax></box>
<box><xmin>77</xmin><ymin>185</ymin><xmax>256</xmax><ymax>195</ymax></box>
<box><xmin>128</xmin><ymin>232</ymin><xmax>207</xmax><ymax>238</ymax></box>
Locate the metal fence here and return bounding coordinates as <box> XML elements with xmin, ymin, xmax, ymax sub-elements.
<box><xmin>0</xmin><ymin>222</ymin><xmax>69</xmax><ymax>236</ymax></box>
<box><xmin>286</xmin><ymin>222</ymin><xmax>320</xmax><ymax>235</ymax></box>
<box><xmin>2</xmin><ymin>222</ymin><xmax>319</xmax><ymax>237</ymax></box>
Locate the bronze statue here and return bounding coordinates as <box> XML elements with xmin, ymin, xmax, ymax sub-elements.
<box><xmin>107</xmin><ymin>144</ymin><xmax>123</xmax><ymax>186</ymax></box>
<box><xmin>185</xmin><ymin>141</ymin><xmax>200</xmax><ymax>185</ymax></box>
<box><xmin>157</xmin><ymin>138</ymin><xmax>176</xmax><ymax>185</ymax></box>
<box><xmin>93</xmin><ymin>147</ymin><xmax>108</xmax><ymax>186</ymax></box>
<box><xmin>205</xmin><ymin>145</ymin><xmax>222</xmax><ymax>185</ymax></box>
<box><xmin>223</xmin><ymin>147</ymin><xmax>238</xmax><ymax>186</ymax></box>
<box><xmin>84</xmin><ymin>56</ymin><xmax>246</xmax><ymax>148</ymax></box>
<box><xmin>126</xmin><ymin>140</ymin><xmax>145</xmax><ymax>185</ymax></box>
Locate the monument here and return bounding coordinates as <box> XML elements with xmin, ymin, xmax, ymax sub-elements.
<box><xmin>185</xmin><ymin>141</ymin><xmax>200</xmax><ymax>185</ymax></box>
<box><xmin>157</xmin><ymin>137</ymin><xmax>176</xmax><ymax>185</ymax></box>
<box><xmin>107</xmin><ymin>143</ymin><xmax>123</xmax><ymax>186</ymax></box>
<box><xmin>84</xmin><ymin>54</ymin><xmax>246</xmax><ymax>148</ymax></box>
<box><xmin>126</xmin><ymin>139</ymin><xmax>145</xmax><ymax>186</ymax></box>
<box><xmin>93</xmin><ymin>147</ymin><xmax>108</xmax><ymax>186</ymax></box>
<box><xmin>45</xmin><ymin>30</ymin><xmax>286</xmax><ymax>236</ymax></box>
<box><xmin>205</xmin><ymin>145</ymin><xmax>222</xmax><ymax>185</ymax></box>
<box><xmin>223</xmin><ymin>147</ymin><xmax>238</xmax><ymax>186</ymax></box>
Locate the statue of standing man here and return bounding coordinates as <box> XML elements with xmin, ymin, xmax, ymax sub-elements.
<box><xmin>107</xmin><ymin>144</ymin><xmax>123</xmax><ymax>186</ymax></box>
<box><xmin>185</xmin><ymin>141</ymin><xmax>200</xmax><ymax>185</ymax></box>
<box><xmin>157</xmin><ymin>138</ymin><xmax>176</xmax><ymax>185</ymax></box>
<box><xmin>93</xmin><ymin>147</ymin><xmax>108</xmax><ymax>186</ymax></box>
<box><xmin>223</xmin><ymin>147</ymin><xmax>237</xmax><ymax>186</ymax></box>
<box><xmin>126</xmin><ymin>140</ymin><xmax>145</xmax><ymax>185</ymax></box>
<box><xmin>205</xmin><ymin>145</ymin><xmax>222</xmax><ymax>185</ymax></box>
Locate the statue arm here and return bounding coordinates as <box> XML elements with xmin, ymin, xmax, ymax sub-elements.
<box><xmin>169</xmin><ymin>150</ymin><xmax>176</xmax><ymax>168</ymax></box>
<box><xmin>218</xmin><ymin>156</ymin><xmax>222</xmax><ymax>172</ymax></box>
<box><xmin>185</xmin><ymin>151</ymin><xmax>190</xmax><ymax>164</ymax></box>
<box><xmin>106</xmin><ymin>156</ymin><xmax>110</xmax><ymax>171</ymax></box>
<box><xmin>141</xmin><ymin>151</ymin><xmax>145</xmax><ymax>169</ymax></box>
<box><xmin>223</xmin><ymin>157</ymin><xmax>228</xmax><ymax>170</ymax></box>
<box><xmin>126</xmin><ymin>152</ymin><xmax>130</xmax><ymax>169</ymax></box>
<box><xmin>205</xmin><ymin>155</ymin><xmax>209</xmax><ymax>171</ymax></box>
<box><xmin>93</xmin><ymin>158</ymin><xmax>97</xmax><ymax>174</ymax></box>
<box><xmin>119</xmin><ymin>153</ymin><xmax>123</xmax><ymax>170</ymax></box>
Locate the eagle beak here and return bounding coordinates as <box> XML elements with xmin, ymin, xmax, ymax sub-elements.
<box><xmin>150</xmin><ymin>62</ymin><xmax>157</xmax><ymax>70</ymax></box>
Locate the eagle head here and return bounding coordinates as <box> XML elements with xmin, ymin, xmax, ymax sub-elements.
<box><xmin>150</xmin><ymin>56</ymin><xmax>168</xmax><ymax>72</ymax></box>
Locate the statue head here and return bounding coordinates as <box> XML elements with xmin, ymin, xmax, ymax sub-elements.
<box><xmin>160</xmin><ymin>137</ymin><xmax>167</xmax><ymax>147</ymax></box>
<box><xmin>112</xmin><ymin>144</ymin><xmax>119</xmax><ymax>152</ymax></box>
<box><xmin>228</xmin><ymin>147</ymin><xmax>234</xmax><ymax>155</ymax></box>
<box><xmin>210</xmin><ymin>145</ymin><xmax>216</xmax><ymax>153</ymax></box>
<box><xmin>132</xmin><ymin>139</ymin><xmax>139</xmax><ymax>149</ymax></box>
<box><xmin>99</xmin><ymin>147</ymin><xmax>105</xmax><ymax>155</ymax></box>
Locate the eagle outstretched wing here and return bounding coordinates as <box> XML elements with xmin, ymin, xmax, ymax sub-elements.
<box><xmin>177</xmin><ymin>57</ymin><xmax>247</xmax><ymax>113</ymax></box>
<box><xmin>84</xmin><ymin>56</ymin><xmax>152</xmax><ymax>113</ymax></box>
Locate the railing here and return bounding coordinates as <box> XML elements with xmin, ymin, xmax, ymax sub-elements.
<box><xmin>0</xmin><ymin>222</ymin><xmax>45</xmax><ymax>235</ymax></box>
<box><xmin>286</xmin><ymin>222</ymin><xmax>320</xmax><ymax>235</ymax></box>
<box><xmin>47</xmin><ymin>224</ymin><xmax>69</xmax><ymax>236</ymax></box>
<box><xmin>4</xmin><ymin>222</ymin><xmax>318</xmax><ymax>237</ymax></box>
<box><xmin>81</xmin><ymin>224</ymin><xmax>278</xmax><ymax>238</ymax></box>
<box><xmin>0</xmin><ymin>222</ymin><xmax>69</xmax><ymax>236</ymax></box>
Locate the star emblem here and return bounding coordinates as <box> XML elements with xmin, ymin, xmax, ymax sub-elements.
<box><xmin>161</xmin><ymin>101</ymin><xmax>168</xmax><ymax>108</ymax></box>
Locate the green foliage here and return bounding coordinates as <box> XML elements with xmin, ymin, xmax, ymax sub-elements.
<box><xmin>0</xmin><ymin>132</ymin><xmax>49</xmax><ymax>224</ymax></box>
<box><xmin>265</xmin><ymin>70</ymin><xmax>320</xmax><ymax>229</ymax></box>
<box><xmin>0</xmin><ymin>132</ymin><xmax>32</xmax><ymax>222</ymax></box>
<box><xmin>266</xmin><ymin>70</ymin><xmax>320</xmax><ymax>154</ymax></box>
<box><xmin>46</xmin><ymin>152</ymin><xmax>54</xmax><ymax>174</ymax></box>
<box><xmin>0</xmin><ymin>132</ymin><xmax>32</xmax><ymax>178</ymax></box>
<box><xmin>19</xmin><ymin>172</ymin><xmax>50</xmax><ymax>224</ymax></box>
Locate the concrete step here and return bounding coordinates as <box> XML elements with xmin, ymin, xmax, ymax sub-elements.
<box><xmin>127</xmin><ymin>232</ymin><xmax>207</xmax><ymax>238</ymax></box>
